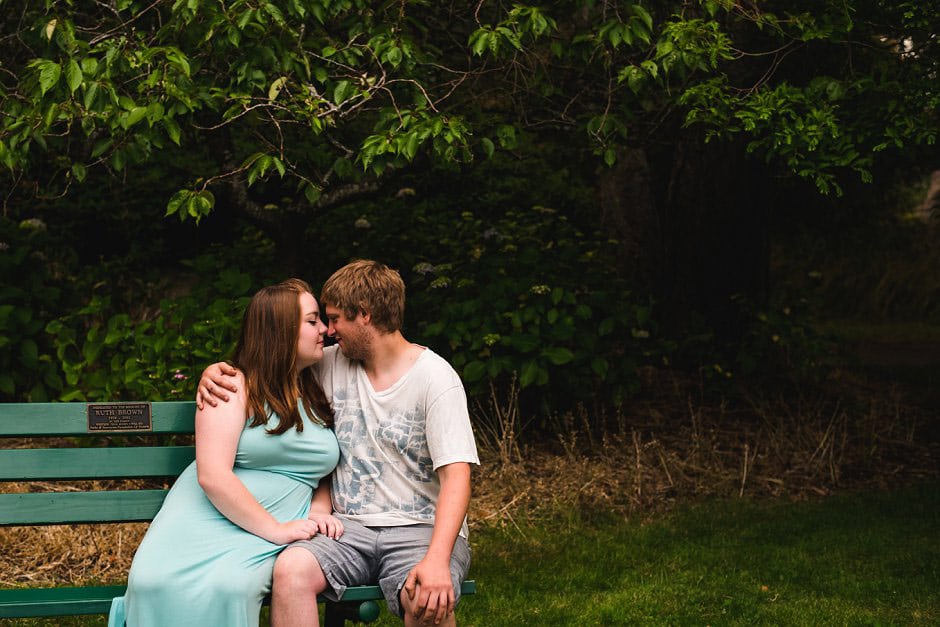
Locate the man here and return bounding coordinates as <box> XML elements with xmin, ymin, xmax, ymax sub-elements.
<box><xmin>197</xmin><ymin>260</ymin><xmax>478</xmax><ymax>627</ymax></box>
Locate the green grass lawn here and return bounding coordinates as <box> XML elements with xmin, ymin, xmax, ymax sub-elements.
<box><xmin>5</xmin><ymin>482</ymin><xmax>937</xmax><ymax>626</ymax></box>
<box><xmin>452</xmin><ymin>482</ymin><xmax>939</xmax><ymax>626</ymax></box>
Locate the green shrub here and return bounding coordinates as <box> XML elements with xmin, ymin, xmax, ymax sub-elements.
<box><xmin>0</xmin><ymin>218</ymin><xmax>67</xmax><ymax>401</ymax></box>
<box><xmin>46</xmin><ymin>254</ymin><xmax>258</xmax><ymax>401</ymax></box>
<box><xmin>730</xmin><ymin>292</ymin><xmax>838</xmax><ymax>382</ymax></box>
<box><xmin>408</xmin><ymin>205</ymin><xmax>669</xmax><ymax>408</ymax></box>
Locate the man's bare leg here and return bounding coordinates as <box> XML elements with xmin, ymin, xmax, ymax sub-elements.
<box><xmin>272</xmin><ymin>546</ymin><xmax>328</xmax><ymax>627</ymax></box>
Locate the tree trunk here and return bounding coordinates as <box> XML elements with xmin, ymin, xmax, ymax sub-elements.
<box><xmin>596</xmin><ymin>147</ymin><xmax>658</xmax><ymax>290</ymax></box>
<box><xmin>659</xmin><ymin>133</ymin><xmax>771</xmax><ymax>339</ymax></box>
<box><xmin>597</xmin><ymin>134</ymin><xmax>772</xmax><ymax>340</ymax></box>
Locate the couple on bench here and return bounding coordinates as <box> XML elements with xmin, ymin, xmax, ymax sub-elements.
<box><xmin>109</xmin><ymin>260</ymin><xmax>478</xmax><ymax>627</ymax></box>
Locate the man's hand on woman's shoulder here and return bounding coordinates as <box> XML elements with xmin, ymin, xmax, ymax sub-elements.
<box><xmin>196</xmin><ymin>362</ymin><xmax>240</xmax><ymax>409</ymax></box>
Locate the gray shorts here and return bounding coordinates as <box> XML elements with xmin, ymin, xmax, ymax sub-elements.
<box><xmin>292</xmin><ymin>515</ymin><xmax>471</xmax><ymax>617</ymax></box>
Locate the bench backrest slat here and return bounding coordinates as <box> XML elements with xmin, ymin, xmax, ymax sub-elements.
<box><xmin>1</xmin><ymin>402</ymin><xmax>197</xmax><ymax>527</ymax></box>
<box><xmin>0</xmin><ymin>490</ymin><xmax>170</xmax><ymax>525</ymax></box>
<box><xmin>0</xmin><ymin>401</ymin><xmax>196</xmax><ymax>436</ymax></box>
<box><xmin>0</xmin><ymin>446</ymin><xmax>195</xmax><ymax>481</ymax></box>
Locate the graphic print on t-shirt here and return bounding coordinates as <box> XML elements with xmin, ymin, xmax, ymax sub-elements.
<box><xmin>331</xmin><ymin>385</ymin><xmax>435</xmax><ymax>520</ymax></box>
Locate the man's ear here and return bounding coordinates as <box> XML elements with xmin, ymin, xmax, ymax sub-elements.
<box><xmin>358</xmin><ymin>308</ymin><xmax>371</xmax><ymax>324</ymax></box>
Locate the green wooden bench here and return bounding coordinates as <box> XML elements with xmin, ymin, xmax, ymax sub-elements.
<box><xmin>0</xmin><ymin>401</ymin><xmax>475</xmax><ymax>625</ymax></box>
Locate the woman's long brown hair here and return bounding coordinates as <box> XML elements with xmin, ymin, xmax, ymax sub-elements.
<box><xmin>231</xmin><ymin>278</ymin><xmax>333</xmax><ymax>434</ymax></box>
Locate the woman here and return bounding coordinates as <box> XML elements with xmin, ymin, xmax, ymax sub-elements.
<box><xmin>109</xmin><ymin>279</ymin><xmax>342</xmax><ymax>627</ymax></box>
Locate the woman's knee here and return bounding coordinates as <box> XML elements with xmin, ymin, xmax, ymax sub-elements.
<box><xmin>273</xmin><ymin>547</ymin><xmax>327</xmax><ymax>595</ymax></box>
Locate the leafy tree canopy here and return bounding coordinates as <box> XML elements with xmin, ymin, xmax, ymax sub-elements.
<box><xmin>0</xmin><ymin>0</ymin><xmax>936</xmax><ymax>220</ymax></box>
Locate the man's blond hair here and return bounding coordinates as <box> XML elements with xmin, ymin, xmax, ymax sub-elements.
<box><xmin>321</xmin><ymin>260</ymin><xmax>405</xmax><ymax>333</ymax></box>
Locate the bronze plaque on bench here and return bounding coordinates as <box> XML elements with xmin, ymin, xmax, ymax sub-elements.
<box><xmin>87</xmin><ymin>402</ymin><xmax>153</xmax><ymax>432</ymax></box>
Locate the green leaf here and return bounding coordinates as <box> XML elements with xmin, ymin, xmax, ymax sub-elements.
<box><xmin>226</xmin><ymin>27</ymin><xmax>242</xmax><ymax>47</ymax></box>
<box><xmin>496</xmin><ymin>125</ymin><xmax>517</xmax><ymax>149</ymax></box>
<box><xmin>519</xmin><ymin>360</ymin><xmax>542</xmax><ymax>387</ymax></box>
<box><xmin>163</xmin><ymin>117</ymin><xmax>181</xmax><ymax>145</ymax></box>
<box><xmin>71</xmin><ymin>162</ymin><xmax>86</xmax><ymax>182</ymax></box>
<box><xmin>43</xmin><ymin>103</ymin><xmax>58</xmax><ymax>128</ymax></box>
<box><xmin>38</xmin><ymin>61</ymin><xmax>62</xmax><ymax>96</ymax></box>
<box><xmin>165</xmin><ymin>189</ymin><xmax>189</xmax><ymax>217</ymax></box>
<box><xmin>83</xmin><ymin>82</ymin><xmax>99</xmax><ymax>109</ymax></box>
<box><xmin>385</xmin><ymin>47</ymin><xmax>403</xmax><ymax>67</ymax></box>
<box><xmin>111</xmin><ymin>149</ymin><xmax>127</xmax><ymax>172</ymax></box>
<box><xmin>469</xmin><ymin>29</ymin><xmax>490</xmax><ymax>57</ymax></box>
<box><xmin>507</xmin><ymin>333</ymin><xmax>541</xmax><ymax>352</ymax></box>
<box><xmin>333</xmin><ymin>80</ymin><xmax>353</xmax><ymax>104</ymax></box>
<box><xmin>263</xmin><ymin>2</ymin><xmax>285</xmax><ymax>24</ymax></box>
<box><xmin>480</xmin><ymin>137</ymin><xmax>495</xmax><ymax>158</ymax></box>
<box><xmin>91</xmin><ymin>138</ymin><xmax>113</xmax><ymax>158</ymax></box>
<box><xmin>20</xmin><ymin>339</ymin><xmax>39</xmax><ymax>366</ymax></box>
<box><xmin>186</xmin><ymin>193</ymin><xmax>212</xmax><ymax>220</ymax></box>
<box><xmin>268</xmin><ymin>76</ymin><xmax>288</xmax><ymax>101</ymax></box>
<box><xmin>462</xmin><ymin>360</ymin><xmax>487</xmax><ymax>382</ymax></box>
<box><xmin>65</xmin><ymin>59</ymin><xmax>83</xmax><ymax>94</ymax></box>
<box><xmin>604</xmin><ymin>148</ymin><xmax>617</xmax><ymax>166</ymax></box>
<box><xmin>146</xmin><ymin>102</ymin><xmax>164</xmax><ymax>126</ymax></box>
<box><xmin>631</xmin><ymin>5</ymin><xmax>653</xmax><ymax>32</ymax></box>
<box><xmin>304</xmin><ymin>184</ymin><xmax>321</xmax><ymax>204</ymax></box>
<box><xmin>165</xmin><ymin>49</ymin><xmax>191</xmax><ymax>77</ymax></box>
<box><xmin>123</xmin><ymin>106</ymin><xmax>148</xmax><ymax>129</ymax></box>
<box><xmin>403</xmin><ymin>132</ymin><xmax>420</xmax><ymax>160</ymax></box>
<box><xmin>541</xmin><ymin>347</ymin><xmax>574</xmax><ymax>365</ymax></box>
<box><xmin>247</xmin><ymin>155</ymin><xmax>273</xmax><ymax>185</ymax></box>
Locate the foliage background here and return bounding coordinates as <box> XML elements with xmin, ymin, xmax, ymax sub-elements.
<box><xmin>0</xmin><ymin>0</ymin><xmax>937</xmax><ymax>433</ymax></box>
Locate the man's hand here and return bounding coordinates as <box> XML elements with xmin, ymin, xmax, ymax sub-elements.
<box><xmin>402</xmin><ymin>558</ymin><xmax>455</xmax><ymax>626</ymax></box>
<box><xmin>196</xmin><ymin>362</ymin><xmax>239</xmax><ymax>409</ymax></box>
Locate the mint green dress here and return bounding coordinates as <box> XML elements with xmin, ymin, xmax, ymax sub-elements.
<box><xmin>108</xmin><ymin>407</ymin><xmax>339</xmax><ymax>627</ymax></box>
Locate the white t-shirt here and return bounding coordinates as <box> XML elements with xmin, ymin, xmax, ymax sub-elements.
<box><xmin>314</xmin><ymin>345</ymin><xmax>479</xmax><ymax>536</ymax></box>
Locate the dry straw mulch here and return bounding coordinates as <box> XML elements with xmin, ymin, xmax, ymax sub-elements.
<box><xmin>2</xmin><ymin>376</ymin><xmax>937</xmax><ymax>588</ymax></box>
<box><xmin>470</xmin><ymin>375</ymin><xmax>939</xmax><ymax>527</ymax></box>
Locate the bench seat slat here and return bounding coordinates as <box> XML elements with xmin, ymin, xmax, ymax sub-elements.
<box><xmin>0</xmin><ymin>585</ymin><xmax>126</xmax><ymax>617</ymax></box>
<box><xmin>0</xmin><ymin>446</ymin><xmax>195</xmax><ymax>480</ymax></box>
<box><xmin>0</xmin><ymin>582</ymin><xmax>477</xmax><ymax>618</ymax></box>
<box><xmin>0</xmin><ymin>490</ymin><xmax>169</xmax><ymax>525</ymax></box>
<box><xmin>0</xmin><ymin>401</ymin><xmax>196</xmax><ymax>436</ymax></box>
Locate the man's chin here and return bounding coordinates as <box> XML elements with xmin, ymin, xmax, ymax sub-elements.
<box><xmin>337</xmin><ymin>343</ymin><xmax>359</xmax><ymax>360</ymax></box>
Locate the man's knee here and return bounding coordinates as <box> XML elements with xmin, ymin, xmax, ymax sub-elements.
<box><xmin>273</xmin><ymin>547</ymin><xmax>327</xmax><ymax>596</ymax></box>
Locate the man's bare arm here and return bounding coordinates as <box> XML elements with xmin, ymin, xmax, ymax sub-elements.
<box><xmin>402</xmin><ymin>462</ymin><xmax>471</xmax><ymax>624</ymax></box>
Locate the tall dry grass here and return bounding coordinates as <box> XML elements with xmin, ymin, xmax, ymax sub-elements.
<box><xmin>470</xmin><ymin>373</ymin><xmax>938</xmax><ymax>528</ymax></box>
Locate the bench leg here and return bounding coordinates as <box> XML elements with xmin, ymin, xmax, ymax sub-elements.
<box><xmin>324</xmin><ymin>600</ymin><xmax>381</xmax><ymax>626</ymax></box>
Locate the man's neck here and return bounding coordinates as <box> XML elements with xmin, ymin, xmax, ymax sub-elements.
<box><xmin>362</xmin><ymin>331</ymin><xmax>424</xmax><ymax>392</ymax></box>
